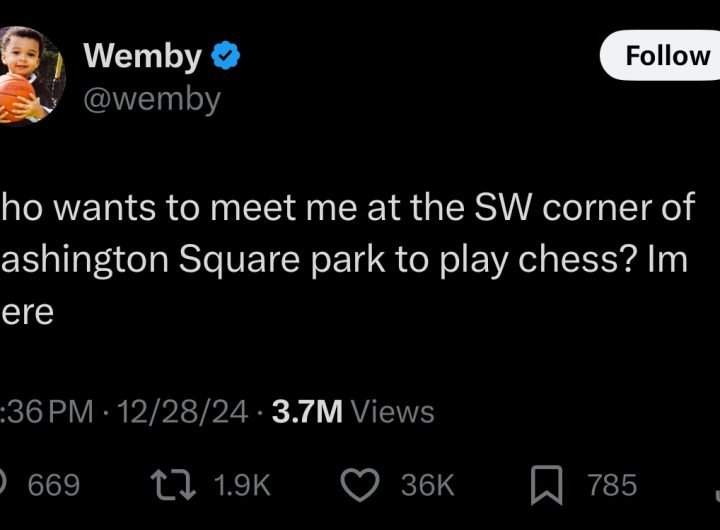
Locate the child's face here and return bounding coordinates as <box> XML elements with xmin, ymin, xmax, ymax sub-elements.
<box><xmin>1</xmin><ymin>36</ymin><xmax>41</xmax><ymax>78</ymax></box>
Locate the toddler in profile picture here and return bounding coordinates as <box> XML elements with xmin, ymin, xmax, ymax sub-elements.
<box><xmin>0</xmin><ymin>26</ymin><xmax>56</xmax><ymax>126</ymax></box>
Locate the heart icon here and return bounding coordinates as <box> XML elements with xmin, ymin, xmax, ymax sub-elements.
<box><xmin>340</xmin><ymin>468</ymin><xmax>380</xmax><ymax>503</ymax></box>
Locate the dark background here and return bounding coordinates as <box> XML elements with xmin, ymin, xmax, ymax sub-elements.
<box><xmin>1</xmin><ymin>4</ymin><xmax>715</xmax><ymax>525</ymax></box>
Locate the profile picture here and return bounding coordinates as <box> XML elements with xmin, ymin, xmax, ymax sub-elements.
<box><xmin>0</xmin><ymin>26</ymin><xmax>66</xmax><ymax>127</ymax></box>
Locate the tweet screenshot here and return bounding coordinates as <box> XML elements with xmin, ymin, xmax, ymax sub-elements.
<box><xmin>0</xmin><ymin>5</ymin><xmax>714</xmax><ymax>525</ymax></box>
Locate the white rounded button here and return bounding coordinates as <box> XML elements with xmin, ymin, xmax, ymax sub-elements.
<box><xmin>600</xmin><ymin>30</ymin><xmax>720</xmax><ymax>81</ymax></box>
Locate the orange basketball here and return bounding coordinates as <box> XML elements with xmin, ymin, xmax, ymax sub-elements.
<box><xmin>0</xmin><ymin>73</ymin><xmax>36</xmax><ymax>123</ymax></box>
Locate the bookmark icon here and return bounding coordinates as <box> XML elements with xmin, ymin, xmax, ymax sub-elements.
<box><xmin>530</xmin><ymin>465</ymin><xmax>563</xmax><ymax>506</ymax></box>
